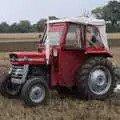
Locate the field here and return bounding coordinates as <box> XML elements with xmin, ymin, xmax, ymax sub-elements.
<box><xmin>0</xmin><ymin>33</ymin><xmax>41</xmax><ymax>52</ymax></box>
<box><xmin>0</xmin><ymin>33</ymin><xmax>120</xmax><ymax>51</ymax></box>
<box><xmin>108</xmin><ymin>33</ymin><xmax>120</xmax><ymax>47</ymax></box>
<box><xmin>0</xmin><ymin>33</ymin><xmax>41</xmax><ymax>42</ymax></box>
<box><xmin>0</xmin><ymin>33</ymin><xmax>119</xmax><ymax>120</ymax></box>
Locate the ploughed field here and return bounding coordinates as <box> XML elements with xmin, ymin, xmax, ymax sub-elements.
<box><xmin>0</xmin><ymin>33</ymin><xmax>119</xmax><ymax>51</ymax></box>
<box><xmin>0</xmin><ymin>33</ymin><xmax>119</xmax><ymax>120</ymax></box>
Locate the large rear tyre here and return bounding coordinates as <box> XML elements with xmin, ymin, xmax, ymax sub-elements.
<box><xmin>77</xmin><ymin>57</ymin><xmax>116</xmax><ymax>100</ymax></box>
<box><xmin>21</xmin><ymin>77</ymin><xmax>49</xmax><ymax>106</ymax></box>
<box><xmin>0</xmin><ymin>73</ymin><xmax>21</xmax><ymax>98</ymax></box>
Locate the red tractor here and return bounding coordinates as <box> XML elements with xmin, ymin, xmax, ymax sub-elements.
<box><xmin>0</xmin><ymin>17</ymin><xmax>117</xmax><ymax>106</ymax></box>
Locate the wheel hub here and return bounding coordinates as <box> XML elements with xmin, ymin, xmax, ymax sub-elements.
<box><xmin>29</xmin><ymin>85</ymin><xmax>45</xmax><ymax>103</ymax></box>
<box><xmin>88</xmin><ymin>66</ymin><xmax>111</xmax><ymax>95</ymax></box>
<box><xmin>93</xmin><ymin>70</ymin><xmax>106</xmax><ymax>86</ymax></box>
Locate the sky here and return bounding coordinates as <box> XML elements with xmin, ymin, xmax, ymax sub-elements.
<box><xmin>0</xmin><ymin>0</ymin><xmax>112</xmax><ymax>24</ymax></box>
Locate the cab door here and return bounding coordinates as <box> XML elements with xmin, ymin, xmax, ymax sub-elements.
<box><xmin>51</xmin><ymin>23</ymin><xmax>85</xmax><ymax>87</ymax></box>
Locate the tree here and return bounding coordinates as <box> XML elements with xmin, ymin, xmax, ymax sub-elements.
<box><xmin>0</xmin><ymin>22</ymin><xmax>10</xmax><ymax>33</ymax></box>
<box><xmin>10</xmin><ymin>23</ymin><xmax>19</xmax><ymax>33</ymax></box>
<box><xmin>36</xmin><ymin>19</ymin><xmax>47</xmax><ymax>32</ymax></box>
<box><xmin>17</xmin><ymin>20</ymin><xmax>32</xmax><ymax>33</ymax></box>
<box><xmin>92</xmin><ymin>1</ymin><xmax>120</xmax><ymax>26</ymax></box>
<box><xmin>0</xmin><ymin>16</ymin><xmax>58</xmax><ymax>33</ymax></box>
<box><xmin>49</xmin><ymin>16</ymin><xmax>58</xmax><ymax>20</ymax></box>
<box><xmin>31</xmin><ymin>24</ymin><xmax>37</xmax><ymax>32</ymax></box>
<box><xmin>35</xmin><ymin>16</ymin><xmax>59</xmax><ymax>32</ymax></box>
<box><xmin>92</xmin><ymin>7</ymin><xmax>104</xmax><ymax>19</ymax></box>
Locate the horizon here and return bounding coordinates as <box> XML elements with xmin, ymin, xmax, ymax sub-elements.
<box><xmin>0</xmin><ymin>0</ymin><xmax>111</xmax><ymax>24</ymax></box>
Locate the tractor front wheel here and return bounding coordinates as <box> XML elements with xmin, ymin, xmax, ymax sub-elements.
<box><xmin>21</xmin><ymin>77</ymin><xmax>49</xmax><ymax>106</ymax></box>
<box><xmin>77</xmin><ymin>57</ymin><xmax>116</xmax><ymax>100</ymax></box>
<box><xmin>0</xmin><ymin>73</ymin><xmax>21</xmax><ymax>98</ymax></box>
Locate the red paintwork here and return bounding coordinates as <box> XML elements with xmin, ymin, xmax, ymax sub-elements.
<box><xmin>85</xmin><ymin>47</ymin><xmax>112</xmax><ymax>57</ymax></box>
<box><xmin>10</xmin><ymin>22</ymin><xmax>112</xmax><ymax>88</ymax></box>
<box><xmin>51</xmin><ymin>47</ymin><xmax>85</xmax><ymax>87</ymax></box>
<box><xmin>11</xmin><ymin>51</ymin><xmax>46</xmax><ymax>65</ymax></box>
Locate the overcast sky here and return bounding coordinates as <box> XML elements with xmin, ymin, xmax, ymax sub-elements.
<box><xmin>0</xmin><ymin>0</ymin><xmax>111</xmax><ymax>24</ymax></box>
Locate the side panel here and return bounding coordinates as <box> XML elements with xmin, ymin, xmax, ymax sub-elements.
<box><xmin>10</xmin><ymin>51</ymin><xmax>46</xmax><ymax>65</ymax></box>
<box><xmin>51</xmin><ymin>48</ymin><xmax>85</xmax><ymax>87</ymax></box>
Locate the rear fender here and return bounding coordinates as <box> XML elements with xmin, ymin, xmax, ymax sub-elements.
<box><xmin>85</xmin><ymin>48</ymin><xmax>112</xmax><ymax>57</ymax></box>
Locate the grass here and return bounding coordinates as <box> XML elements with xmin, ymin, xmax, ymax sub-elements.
<box><xmin>0</xmin><ymin>70</ymin><xmax>119</xmax><ymax>120</ymax></box>
<box><xmin>0</xmin><ymin>44</ymin><xmax>119</xmax><ymax>119</ymax></box>
<box><xmin>0</xmin><ymin>33</ymin><xmax>41</xmax><ymax>39</ymax></box>
<box><xmin>0</xmin><ymin>33</ymin><xmax>42</xmax><ymax>42</ymax></box>
<box><xmin>0</xmin><ymin>32</ymin><xmax>119</xmax><ymax>42</ymax></box>
<box><xmin>107</xmin><ymin>33</ymin><xmax>120</xmax><ymax>39</ymax></box>
<box><xmin>0</xmin><ymin>32</ymin><xmax>119</xmax><ymax>48</ymax></box>
<box><xmin>0</xmin><ymin>92</ymin><xmax>119</xmax><ymax>120</ymax></box>
<box><xmin>0</xmin><ymin>38</ymin><xmax>39</xmax><ymax>42</ymax></box>
<box><xmin>0</xmin><ymin>33</ymin><xmax>119</xmax><ymax>120</ymax></box>
<box><xmin>0</xmin><ymin>32</ymin><xmax>118</xmax><ymax>52</ymax></box>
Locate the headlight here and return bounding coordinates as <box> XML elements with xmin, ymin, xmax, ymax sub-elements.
<box><xmin>8</xmin><ymin>65</ymin><xmax>12</xmax><ymax>74</ymax></box>
<box><xmin>9</xmin><ymin>54</ymin><xmax>18</xmax><ymax>61</ymax></box>
<box><xmin>11</xmin><ymin>57</ymin><xmax>17</xmax><ymax>61</ymax></box>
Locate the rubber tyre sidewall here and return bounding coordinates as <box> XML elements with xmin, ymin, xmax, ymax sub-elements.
<box><xmin>21</xmin><ymin>77</ymin><xmax>49</xmax><ymax>106</ymax></box>
<box><xmin>0</xmin><ymin>73</ymin><xmax>19</xmax><ymax>98</ymax></box>
<box><xmin>77</xmin><ymin>57</ymin><xmax>116</xmax><ymax>100</ymax></box>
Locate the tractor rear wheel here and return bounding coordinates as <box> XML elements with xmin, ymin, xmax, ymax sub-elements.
<box><xmin>21</xmin><ymin>77</ymin><xmax>49</xmax><ymax>106</ymax></box>
<box><xmin>0</xmin><ymin>73</ymin><xmax>21</xmax><ymax>98</ymax></box>
<box><xmin>77</xmin><ymin>57</ymin><xmax>116</xmax><ymax>100</ymax></box>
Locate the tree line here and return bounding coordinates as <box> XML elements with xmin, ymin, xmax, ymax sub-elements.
<box><xmin>0</xmin><ymin>16</ymin><xmax>58</xmax><ymax>33</ymax></box>
<box><xmin>0</xmin><ymin>20</ymin><xmax>44</xmax><ymax>33</ymax></box>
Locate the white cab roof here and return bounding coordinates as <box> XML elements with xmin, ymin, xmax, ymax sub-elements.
<box><xmin>48</xmin><ymin>17</ymin><xmax>105</xmax><ymax>26</ymax></box>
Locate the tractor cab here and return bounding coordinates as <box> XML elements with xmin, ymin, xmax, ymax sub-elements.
<box><xmin>0</xmin><ymin>17</ymin><xmax>116</xmax><ymax>106</ymax></box>
<box><xmin>40</xmin><ymin>17</ymin><xmax>111</xmax><ymax>56</ymax></box>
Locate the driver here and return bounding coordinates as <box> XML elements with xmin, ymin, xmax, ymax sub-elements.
<box><xmin>86</xmin><ymin>26</ymin><xmax>103</xmax><ymax>47</ymax></box>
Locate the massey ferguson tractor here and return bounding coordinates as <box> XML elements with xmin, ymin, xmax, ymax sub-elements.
<box><xmin>0</xmin><ymin>17</ymin><xmax>117</xmax><ymax>106</ymax></box>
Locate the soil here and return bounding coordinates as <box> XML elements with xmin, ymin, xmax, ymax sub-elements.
<box><xmin>0</xmin><ymin>48</ymin><xmax>119</xmax><ymax>120</ymax></box>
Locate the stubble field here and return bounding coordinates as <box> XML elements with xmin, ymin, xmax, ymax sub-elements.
<box><xmin>0</xmin><ymin>33</ymin><xmax>119</xmax><ymax>120</ymax></box>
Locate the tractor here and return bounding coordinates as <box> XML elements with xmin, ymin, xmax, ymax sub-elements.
<box><xmin>0</xmin><ymin>17</ymin><xmax>117</xmax><ymax>106</ymax></box>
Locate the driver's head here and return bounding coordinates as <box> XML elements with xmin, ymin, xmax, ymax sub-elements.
<box><xmin>86</xmin><ymin>26</ymin><xmax>94</xmax><ymax>41</ymax></box>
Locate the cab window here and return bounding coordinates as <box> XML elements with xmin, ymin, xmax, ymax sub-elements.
<box><xmin>86</xmin><ymin>26</ymin><xmax>103</xmax><ymax>47</ymax></box>
<box><xmin>65</xmin><ymin>24</ymin><xmax>82</xmax><ymax>48</ymax></box>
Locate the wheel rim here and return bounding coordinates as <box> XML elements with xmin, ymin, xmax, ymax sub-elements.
<box><xmin>29</xmin><ymin>84</ymin><xmax>45</xmax><ymax>103</ymax></box>
<box><xmin>88</xmin><ymin>66</ymin><xmax>112</xmax><ymax>95</ymax></box>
